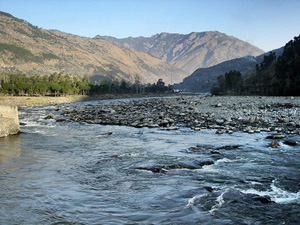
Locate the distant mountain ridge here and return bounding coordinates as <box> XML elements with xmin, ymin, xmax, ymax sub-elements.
<box><xmin>0</xmin><ymin>11</ymin><xmax>185</xmax><ymax>84</ymax></box>
<box><xmin>175</xmin><ymin>47</ymin><xmax>284</xmax><ymax>92</ymax></box>
<box><xmin>95</xmin><ymin>31</ymin><xmax>264</xmax><ymax>74</ymax></box>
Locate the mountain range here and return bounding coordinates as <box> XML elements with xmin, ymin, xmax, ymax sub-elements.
<box><xmin>0</xmin><ymin>11</ymin><xmax>184</xmax><ymax>84</ymax></box>
<box><xmin>1</xmin><ymin>11</ymin><xmax>264</xmax><ymax>84</ymax></box>
<box><xmin>95</xmin><ymin>31</ymin><xmax>264</xmax><ymax>74</ymax></box>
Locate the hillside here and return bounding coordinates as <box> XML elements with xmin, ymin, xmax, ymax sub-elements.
<box><xmin>0</xmin><ymin>12</ymin><xmax>185</xmax><ymax>84</ymax></box>
<box><xmin>175</xmin><ymin>56</ymin><xmax>257</xmax><ymax>92</ymax></box>
<box><xmin>175</xmin><ymin>47</ymin><xmax>284</xmax><ymax>92</ymax></box>
<box><xmin>209</xmin><ymin>34</ymin><xmax>300</xmax><ymax>96</ymax></box>
<box><xmin>95</xmin><ymin>31</ymin><xmax>264</xmax><ymax>74</ymax></box>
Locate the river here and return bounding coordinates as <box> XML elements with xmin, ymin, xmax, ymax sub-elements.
<box><xmin>1</xmin><ymin>98</ymin><xmax>300</xmax><ymax>224</ymax></box>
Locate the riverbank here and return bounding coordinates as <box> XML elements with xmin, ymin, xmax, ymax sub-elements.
<box><xmin>63</xmin><ymin>95</ymin><xmax>300</xmax><ymax>135</ymax></box>
<box><xmin>0</xmin><ymin>93</ymin><xmax>175</xmax><ymax>107</ymax></box>
<box><xmin>0</xmin><ymin>95</ymin><xmax>86</xmax><ymax>107</ymax></box>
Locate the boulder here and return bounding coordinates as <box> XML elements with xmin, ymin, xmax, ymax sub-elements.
<box><xmin>216</xmin><ymin>129</ymin><xmax>223</xmax><ymax>134</ymax></box>
<box><xmin>266</xmin><ymin>134</ymin><xmax>285</xmax><ymax>139</ymax></box>
<box><xmin>248</xmin><ymin>117</ymin><xmax>256</xmax><ymax>124</ymax></box>
<box><xmin>204</xmin><ymin>186</ymin><xmax>214</xmax><ymax>192</ymax></box>
<box><xmin>159</xmin><ymin>120</ymin><xmax>169</xmax><ymax>127</ymax></box>
<box><xmin>283</xmin><ymin>139</ymin><xmax>297</xmax><ymax>146</ymax></box>
<box><xmin>251</xmin><ymin>195</ymin><xmax>273</xmax><ymax>204</ymax></box>
<box><xmin>97</xmin><ymin>132</ymin><xmax>113</xmax><ymax>137</ymax></box>
<box><xmin>135</xmin><ymin>163</ymin><xmax>199</xmax><ymax>173</ymax></box>
<box><xmin>268</xmin><ymin>141</ymin><xmax>280</xmax><ymax>148</ymax></box>
<box><xmin>216</xmin><ymin>119</ymin><xmax>224</xmax><ymax>125</ymax></box>
<box><xmin>0</xmin><ymin>106</ymin><xmax>20</xmax><ymax>137</ymax></box>
<box><xmin>148</xmin><ymin>124</ymin><xmax>159</xmax><ymax>128</ymax></box>
<box><xmin>222</xmin><ymin>189</ymin><xmax>274</xmax><ymax>204</ymax></box>
<box><xmin>56</xmin><ymin>118</ymin><xmax>67</xmax><ymax>122</ymax></box>
<box><xmin>216</xmin><ymin>145</ymin><xmax>242</xmax><ymax>150</ymax></box>
<box><xmin>197</xmin><ymin>160</ymin><xmax>214</xmax><ymax>167</ymax></box>
<box><xmin>0</xmin><ymin>118</ymin><xmax>19</xmax><ymax>137</ymax></box>
<box><xmin>210</xmin><ymin>150</ymin><xmax>220</xmax><ymax>154</ymax></box>
<box><xmin>165</xmin><ymin>126</ymin><xmax>179</xmax><ymax>131</ymax></box>
<box><xmin>45</xmin><ymin>113</ymin><xmax>54</xmax><ymax>119</ymax></box>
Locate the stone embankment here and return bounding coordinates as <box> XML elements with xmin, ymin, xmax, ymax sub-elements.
<box><xmin>61</xmin><ymin>96</ymin><xmax>300</xmax><ymax>135</ymax></box>
<box><xmin>0</xmin><ymin>105</ymin><xmax>20</xmax><ymax>137</ymax></box>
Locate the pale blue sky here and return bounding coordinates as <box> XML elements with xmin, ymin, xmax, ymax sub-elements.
<box><xmin>1</xmin><ymin>0</ymin><xmax>300</xmax><ymax>51</ymax></box>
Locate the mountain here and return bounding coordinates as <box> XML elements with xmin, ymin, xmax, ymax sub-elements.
<box><xmin>0</xmin><ymin>12</ymin><xmax>185</xmax><ymax>84</ymax></box>
<box><xmin>209</xmin><ymin>34</ymin><xmax>300</xmax><ymax>96</ymax></box>
<box><xmin>175</xmin><ymin>47</ymin><xmax>284</xmax><ymax>92</ymax></box>
<box><xmin>175</xmin><ymin>56</ymin><xmax>257</xmax><ymax>92</ymax></box>
<box><xmin>95</xmin><ymin>31</ymin><xmax>264</xmax><ymax>74</ymax></box>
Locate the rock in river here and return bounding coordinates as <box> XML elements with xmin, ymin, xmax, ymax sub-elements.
<box><xmin>222</xmin><ymin>188</ymin><xmax>274</xmax><ymax>204</ymax></box>
<box><xmin>266</xmin><ymin>134</ymin><xmax>285</xmax><ymax>140</ymax></box>
<box><xmin>283</xmin><ymin>139</ymin><xmax>297</xmax><ymax>146</ymax></box>
<box><xmin>216</xmin><ymin>119</ymin><xmax>224</xmax><ymax>125</ymax></box>
<box><xmin>45</xmin><ymin>113</ymin><xmax>54</xmax><ymax>119</ymax></box>
<box><xmin>216</xmin><ymin>145</ymin><xmax>242</xmax><ymax>150</ymax></box>
<box><xmin>268</xmin><ymin>141</ymin><xmax>280</xmax><ymax>148</ymax></box>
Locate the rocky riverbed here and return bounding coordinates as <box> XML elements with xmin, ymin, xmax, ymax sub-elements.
<box><xmin>61</xmin><ymin>96</ymin><xmax>300</xmax><ymax>135</ymax></box>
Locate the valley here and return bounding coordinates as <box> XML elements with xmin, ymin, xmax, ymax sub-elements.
<box><xmin>0</xmin><ymin>3</ymin><xmax>300</xmax><ymax>225</ymax></box>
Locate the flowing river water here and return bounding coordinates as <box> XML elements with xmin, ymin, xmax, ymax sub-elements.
<box><xmin>1</xmin><ymin>98</ymin><xmax>300</xmax><ymax>224</ymax></box>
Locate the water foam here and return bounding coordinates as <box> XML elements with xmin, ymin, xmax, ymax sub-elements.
<box><xmin>209</xmin><ymin>191</ymin><xmax>226</xmax><ymax>214</ymax></box>
<box><xmin>197</xmin><ymin>158</ymin><xmax>236</xmax><ymax>173</ymax></box>
<box><xmin>215</xmin><ymin>158</ymin><xmax>235</xmax><ymax>164</ymax></box>
<box><xmin>240</xmin><ymin>180</ymin><xmax>300</xmax><ymax>204</ymax></box>
<box><xmin>20</xmin><ymin>120</ymin><xmax>40</xmax><ymax>127</ymax></box>
<box><xmin>201</xmin><ymin>165</ymin><xmax>219</xmax><ymax>173</ymax></box>
<box><xmin>185</xmin><ymin>194</ymin><xmax>206</xmax><ymax>208</ymax></box>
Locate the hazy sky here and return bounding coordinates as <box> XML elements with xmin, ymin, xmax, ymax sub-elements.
<box><xmin>1</xmin><ymin>0</ymin><xmax>300</xmax><ymax>51</ymax></box>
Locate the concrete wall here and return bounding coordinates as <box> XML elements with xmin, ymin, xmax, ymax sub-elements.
<box><xmin>0</xmin><ymin>105</ymin><xmax>20</xmax><ymax>137</ymax></box>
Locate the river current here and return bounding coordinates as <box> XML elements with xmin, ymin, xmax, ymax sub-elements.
<box><xmin>1</xmin><ymin>98</ymin><xmax>300</xmax><ymax>224</ymax></box>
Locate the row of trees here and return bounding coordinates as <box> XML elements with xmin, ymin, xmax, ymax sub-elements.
<box><xmin>90</xmin><ymin>79</ymin><xmax>173</xmax><ymax>95</ymax></box>
<box><xmin>0</xmin><ymin>72</ymin><xmax>172</xmax><ymax>96</ymax></box>
<box><xmin>211</xmin><ymin>34</ymin><xmax>300</xmax><ymax>96</ymax></box>
<box><xmin>90</xmin><ymin>80</ymin><xmax>136</xmax><ymax>95</ymax></box>
<box><xmin>0</xmin><ymin>73</ymin><xmax>90</xmax><ymax>96</ymax></box>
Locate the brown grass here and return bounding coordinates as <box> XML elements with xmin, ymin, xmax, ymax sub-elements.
<box><xmin>0</xmin><ymin>95</ymin><xmax>89</xmax><ymax>107</ymax></box>
<box><xmin>0</xmin><ymin>93</ymin><xmax>176</xmax><ymax>107</ymax></box>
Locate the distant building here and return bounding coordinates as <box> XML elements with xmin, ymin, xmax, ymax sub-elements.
<box><xmin>156</xmin><ymin>79</ymin><xmax>165</xmax><ymax>87</ymax></box>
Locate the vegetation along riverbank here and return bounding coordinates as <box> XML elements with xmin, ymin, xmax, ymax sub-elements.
<box><xmin>0</xmin><ymin>72</ymin><xmax>174</xmax><ymax>107</ymax></box>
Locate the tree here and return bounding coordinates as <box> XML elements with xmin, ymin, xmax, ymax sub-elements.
<box><xmin>134</xmin><ymin>74</ymin><xmax>141</xmax><ymax>94</ymax></box>
<box><xmin>120</xmin><ymin>80</ymin><xmax>130</xmax><ymax>94</ymax></box>
<box><xmin>210</xmin><ymin>71</ymin><xmax>242</xmax><ymax>95</ymax></box>
<box><xmin>275</xmin><ymin>35</ymin><xmax>300</xmax><ymax>95</ymax></box>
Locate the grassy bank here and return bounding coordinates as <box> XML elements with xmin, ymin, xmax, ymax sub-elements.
<box><xmin>0</xmin><ymin>93</ymin><xmax>176</xmax><ymax>107</ymax></box>
<box><xmin>0</xmin><ymin>95</ymin><xmax>87</xmax><ymax>107</ymax></box>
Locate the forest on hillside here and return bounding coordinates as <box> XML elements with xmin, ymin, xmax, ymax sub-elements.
<box><xmin>212</xmin><ymin>34</ymin><xmax>300</xmax><ymax>96</ymax></box>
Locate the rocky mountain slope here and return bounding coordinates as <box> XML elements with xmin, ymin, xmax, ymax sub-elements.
<box><xmin>0</xmin><ymin>12</ymin><xmax>185</xmax><ymax>84</ymax></box>
<box><xmin>95</xmin><ymin>31</ymin><xmax>264</xmax><ymax>74</ymax></box>
<box><xmin>176</xmin><ymin>47</ymin><xmax>284</xmax><ymax>92</ymax></box>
